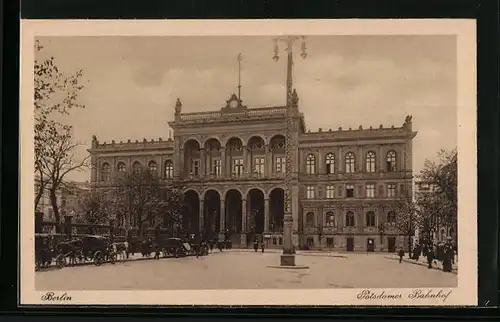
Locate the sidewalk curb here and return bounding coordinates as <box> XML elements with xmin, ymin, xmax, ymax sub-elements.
<box><xmin>37</xmin><ymin>254</ymin><xmax>192</xmax><ymax>271</ymax></box>
<box><xmin>384</xmin><ymin>256</ymin><xmax>458</xmax><ymax>275</ymax></box>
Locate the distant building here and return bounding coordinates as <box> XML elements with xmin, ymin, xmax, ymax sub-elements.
<box><xmin>34</xmin><ymin>178</ymin><xmax>90</xmax><ymax>222</ymax></box>
<box><xmin>89</xmin><ymin>92</ymin><xmax>417</xmax><ymax>251</ymax></box>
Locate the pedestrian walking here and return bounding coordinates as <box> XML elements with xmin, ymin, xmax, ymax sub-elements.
<box><xmin>426</xmin><ymin>245</ymin><xmax>435</xmax><ymax>269</ymax></box>
<box><xmin>154</xmin><ymin>242</ymin><xmax>160</xmax><ymax>260</ymax></box>
<box><xmin>398</xmin><ymin>247</ymin><xmax>405</xmax><ymax>263</ymax></box>
<box><xmin>261</xmin><ymin>241</ymin><xmax>265</xmax><ymax>253</ymax></box>
<box><xmin>253</xmin><ymin>240</ymin><xmax>259</xmax><ymax>252</ymax></box>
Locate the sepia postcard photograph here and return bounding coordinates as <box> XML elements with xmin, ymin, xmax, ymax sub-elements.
<box><xmin>20</xmin><ymin>19</ymin><xmax>477</xmax><ymax>306</ymax></box>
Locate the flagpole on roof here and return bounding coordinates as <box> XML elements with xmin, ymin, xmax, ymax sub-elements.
<box><xmin>237</xmin><ymin>53</ymin><xmax>243</xmax><ymax>101</ymax></box>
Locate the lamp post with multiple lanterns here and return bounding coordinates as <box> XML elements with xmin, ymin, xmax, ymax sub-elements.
<box><xmin>272</xmin><ymin>36</ymin><xmax>307</xmax><ymax>266</ymax></box>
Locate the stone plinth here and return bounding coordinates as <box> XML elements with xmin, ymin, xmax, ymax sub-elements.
<box><xmin>267</xmin><ymin>254</ymin><xmax>309</xmax><ymax>269</ymax></box>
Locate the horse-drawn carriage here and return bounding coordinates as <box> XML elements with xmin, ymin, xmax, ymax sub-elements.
<box><xmin>35</xmin><ymin>233</ymin><xmax>61</xmax><ymax>270</ymax></box>
<box><xmin>54</xmin><ymin>234</ymin><xmax>116</xmax><ymax>268</ymax></box>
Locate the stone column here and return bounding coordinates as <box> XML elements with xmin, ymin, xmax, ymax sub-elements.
<box><xmin>241</xmin><ymin>198</ymin><xmax>247</xmax><ymax>232</ymax></box>
<box><xmin>199</xmin><ymin>148</ymin><xmax>205</xmax><ymax>177</ymax></box>
<box><xmin>221</xmin><ymin>147</ymin><xmax>227</xmax><ymax>177</ymax></box>
<box><xmin>220</xmin><ymin>199</ymin><xmax>225</xmax><ymax>231</ymax></box>
<box><xmin>241</xmin><ymin>198</ymin><xmax>247</xmax><ymax>247</ymax></box>
<box><xmin>243</xmin><ymin>146</ymin><xmax>249</xmax><ymax>175</ymax></box>
<box><xmin>264</xmin><ymin>198</ymin><xmax>270</xmax><ymax>232</ymax></box>
<box><xmin>90</xmin><ymin>155</ymin><xmax>97</xmax><ymax>182</ymax></box>
<box><xmin>179</xmin><ymin>148</ymin><xmax>185</xmax><ymax>177</ymax></box>
<box><xmin>199</xmin><ymin>200</ymin><xmax>204</xmax><ymax>232</ymax></box>
<box><xmin>266</xmin><ymin>145</ymin><xmax>272</xmax><ymax>177</ymax></box>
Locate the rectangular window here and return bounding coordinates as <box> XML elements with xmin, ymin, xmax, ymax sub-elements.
<box><xmin>253</xmin><ymin>156</ymin><xmax>265</xmax><ymax>176</ymax></box>
<box><xmin>232</xmin><ymin>158</ymin><xmax>244</xmax><ymax>177</ymax></box>
<box><xmin>213</xmin><ymin>159</ymin><xmax>222</xmax><ymax>176</ymax></box>
<box><xmin>326</xmin><ymin>185</ymin><xmax>335</xmax><ymax>199</ymax></box>
<box><xmin>346</xmin><ymin>184</ymin><xmax>355</xmax><ymax>198</ymax></box>
<box><xmin>306</xmin><ymin>186</ymin><xmax>315</xmax><ymax>199</ymax></box>
<box><xmin>326</xmin><ymin>237</ymin><xmax>334</xmax><ymax>247</ymax></box>
<box><xmin>276</xmin><ymin>156</ymin><xmax>286</xmax><ymax>175</ymax></box>
<box><xmin>387</xmin><ymin>184</ymin><xmax>397</xmax><ymax>198</ymax></box>
<box><xmin>191</xmin><ymin>159</ymin><xmax>199</xmax><ymax>176</ymax></box>
<box><xmin>365</xmin><ymin>184</ymin><xmax>376</xmax><ymax>198</ymax></box>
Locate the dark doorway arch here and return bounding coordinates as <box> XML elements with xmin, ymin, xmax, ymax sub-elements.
<box><xmin>225</xmin><ymin>190</ymin><xmax>243</xmax><ymax>234</ymax></box>
<box><xmin>247</xmin><ymin>189</ymin><xmax>265</xmax><ymax>234</ymax></box>
<box><xmin>204</xmin><ymin>190</ymin><xmax>221</xmax><ymax>238</ymax></box>
<box><xmin>182</xmin><ymin>190</ymin><xmax>200</xmax><ymax>234</ymax></box>
<box><xmin>269</xmin><ymin>188</ymin><xmax>284</xmax><ymax>232</ymax></box>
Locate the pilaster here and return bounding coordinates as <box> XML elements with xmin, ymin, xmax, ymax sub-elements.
<box><xmin>199</xmin><ymin>200</ymin><xmax>204</xmax><ymax>231</ymax></box>
<box><xmin>264</xmin><ymin>198</ymin><xmax>270</xmax><ymax>232</ymax></box>
<box><xmin>241</xmin><ymin>198</ymin><xmax>247</xmax><ymax>232</ymax></box>
<box><xmin>220</xmin><ymin>199</ymin><xmax>225</xmax><ymax>231</ymax></box>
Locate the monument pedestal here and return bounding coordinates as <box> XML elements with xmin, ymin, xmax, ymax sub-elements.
<box><xmin>280</xmin><ymin>254</ymin><xmax>295</xmax><ymax>266</ymax></box>
<box><xmin>267</xmin><ymin>254</ymin><xmax>309</xmax><ymax>270</ymax></box>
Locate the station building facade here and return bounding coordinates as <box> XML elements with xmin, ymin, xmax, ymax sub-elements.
<box><xmin>88</xmin><ymin>92</ymin><xmax>417</xmax><ymax>251</ymax></box>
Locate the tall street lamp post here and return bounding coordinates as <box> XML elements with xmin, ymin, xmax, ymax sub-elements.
<box><xmin>272</xmin><ymin>36</ymin><xmax>307</xmax><ymax>267</ymax></box>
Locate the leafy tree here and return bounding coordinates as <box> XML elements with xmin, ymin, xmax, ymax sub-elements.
<box><xmin>113</xmin><ymin>169</ymin><xmax>183</xmax><ymax>237</ymax></box>
<box><xmin>76</xmin><ymin>191</ymin><xmax>114</xmax><ymax>233</ymax></box>
<box><xmin>34</xmin><ymin>40</ymin><xmax>85</xmax><ymax>211</ymax></box>
<box><xmin>417</xmin><ymin>149</ymin><xmax>458</xmax><ymax>241</ymax></box>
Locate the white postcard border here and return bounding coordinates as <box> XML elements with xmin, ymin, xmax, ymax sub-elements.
<box><xmin>19</xmin><ymin>19</ymin><xmax>477</xmax><ymax>306</ymax></box>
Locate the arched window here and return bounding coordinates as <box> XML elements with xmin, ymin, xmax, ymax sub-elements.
<box><xmin>305</xmin><ymin>212</ymin><xmax>315</xmax><ymax>228</ymax></box>
<box><xmin>387</xmin><ymin>211</ymin><xmax>396</xmax><ymax>225</ymax></box>
<box><xmin>386</xmin><ymin>151</ymin><xmax>397</xmax><ymax>172</ymax></box>
<box><xmin>345</xmin><ymin>211</ymin><xmax>355</xmax><ymax>227</ymax></box>
<box><xmin>100</xmin><ymin>163</ymin><xmax>111</xmax><ymax>182</ymax></box>
<box><xmin>325</xmin><ymin>153</ymin><xmax>335</xmax><ymax>174</ymax></box>
<box><xmin>365</xmin><ymin>151</ymin><xmax>376</xmax><ymax>173</ymax></box>
<box><xmin>345</xmin><ymin>152</ymin><xmax>355</xmax><ymax>173</ymax></box>
<box><xmin>164</xmin><ymin>160</ymin><xmax>174</xmax><ymax>179</ymax></box>
<box><xmin>366</xmin><ymin>211</ymin><xmax>376</xmax><ymax>227</ymax></box>
<box><xmin>306</xmin><ymin>154</ymin><xmax>316</xmax><ymax>174</ymax></box>
<box><xmin>148</xmin><ymin>161</ymin><xmax>157</xmax><ymax>175</ymax></box>
<box><xmin>117</xmin><ymin>162</ymin><xmax>126</xmax><ymax>173</ymax></box>
<box><xmin>132</xmin><ymin>161</ymin><xmax>142</xmax><ymax>175</ymax></box>
<box><xmin>325</xmin><ymin>211</ymin><xmax>335</xmax><ymax>227</ymax></box>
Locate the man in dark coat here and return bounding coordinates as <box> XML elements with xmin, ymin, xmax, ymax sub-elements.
<box><xmin>426</xmin><ymin>244</ymin><xmax>435</xmax><ymax>269</ymax></box>
<box><xmin>398</xmin><ymin>247</ymin><xmax>405</xmax><ymax>263</ymax></box>
<box><xmin>253</xmin><ymin>240</ymin><xmax>259</xmax><ymax>252</ymax></box>
<box><xmin>442</xmin><ymin>241</ymin><xmax>453</xmax><ymax>272</ymax></box>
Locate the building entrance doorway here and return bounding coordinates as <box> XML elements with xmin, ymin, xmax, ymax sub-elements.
<box><xmin>387</xmin><ymin>237</ymin><xmax>396</xmax><ymax>253</ymax></box>
<box><xmin>367</xmin><ymin>238</ymin><xmax>375</xmax><ymax>252</ymax></box>
<box><xmin>346</xmin><ymin>237</ymin><xmax>354</xmax><ymax>252</ymax></box>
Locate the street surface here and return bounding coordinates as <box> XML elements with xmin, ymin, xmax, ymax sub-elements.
<box><xmin>35</xmin><ymin>250</ymin><xmax>457</xmax><ymax>290</ymax></box>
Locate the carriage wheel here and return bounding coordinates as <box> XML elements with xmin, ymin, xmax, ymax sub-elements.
<box><xmin>55</xmin><ymin>255</ymin><xmax>66</xmax><ymax>269</ymax></box>
<box><xmin>93</xmin><ymin>251</ymin><xmax>103</xmax><ymax>266</ymax></box>
<box><xmin>108</xmin><ymin>252</ymin><xmax>117</xmax><ymax>264</ymax></box>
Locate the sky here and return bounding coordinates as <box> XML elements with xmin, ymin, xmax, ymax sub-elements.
<box><xmin>36</xmin><ymin>35</ymin><xmax>457</xmax><ymax>182</ymax></box>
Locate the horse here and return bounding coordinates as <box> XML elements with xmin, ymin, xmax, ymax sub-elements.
<box><xmin>111</xmin><ymin>241</ymin><xmax>129</xmax><ymax>260</ymax></box>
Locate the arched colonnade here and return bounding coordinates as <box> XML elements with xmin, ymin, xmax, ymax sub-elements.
<box><xmin>181</xmin><ymin>187</ymin><xmax>285</xmax><ymax>239</ymax></box>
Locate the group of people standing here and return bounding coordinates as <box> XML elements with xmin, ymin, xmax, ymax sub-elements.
<box><xmin>398</xmin><ymin>237</ymin><xmax>457</xmax><ymax>273</ymax></box>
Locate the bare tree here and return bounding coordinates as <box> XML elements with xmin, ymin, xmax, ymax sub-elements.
<box><xmin>393</xmin><ymin>193</ymin><xmax>420</xmax><ymax>258</ymax></box>
<box><xmin>34</xmin><ymin>40</ymin><xmax>85</xmax><ymax>210</ymax></box>
<box><xmin>39</xmin><ymin>123</ymin><xmax>90</xmax><ymax>229</ymax></box>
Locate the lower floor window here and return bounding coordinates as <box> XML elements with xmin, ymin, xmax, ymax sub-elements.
<box><xmin>306</xmin><ymin>238</ymin><xmax>314</xmax><ymax>246</ymax></box>
<box><xmin>326</xmin><ymin>237</ymin><xmax>334</xmax><ymax>247</ymax></box>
